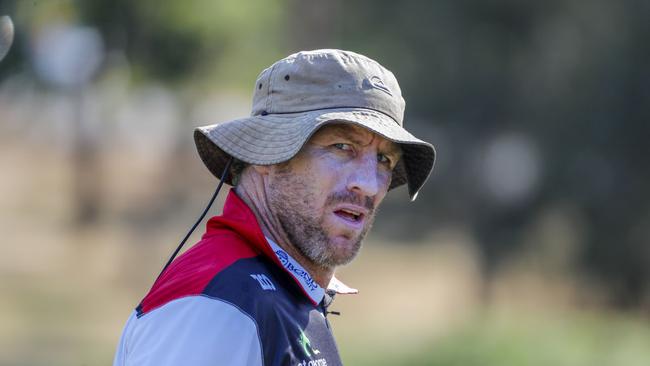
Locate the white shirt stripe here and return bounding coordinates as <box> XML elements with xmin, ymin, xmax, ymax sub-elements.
<box><xmin>113</xmin><ymin>296</ymin><xmax>263</xmax><ymax>366</ymax></box>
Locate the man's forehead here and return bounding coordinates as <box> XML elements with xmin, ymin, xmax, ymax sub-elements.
<box><xmin>312</xmin><ymin>123</ymin><xmax>401</xmax><ymax>152</ymax></box>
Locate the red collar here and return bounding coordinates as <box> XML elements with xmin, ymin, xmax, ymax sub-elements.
<box><xmin>204</xmin><ymin>189</ymin><xmax>271</xmax><ymax>258</ymax></box>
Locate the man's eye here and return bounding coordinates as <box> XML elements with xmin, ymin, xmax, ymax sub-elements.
<box><xmin>378</xmin><ymin>153</ymin><xmax>391</xmax><ymax>165</ymax></box>
<box><xmin>333</xmin><ymin>143</ymin><xmax>352</xmax><ymax>151</ymax></box>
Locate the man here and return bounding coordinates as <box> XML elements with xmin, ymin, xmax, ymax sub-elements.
<box><xmin>114</xmin><ymin>49</ymin><xmax>435</xmax><ymax>366</ymax></box>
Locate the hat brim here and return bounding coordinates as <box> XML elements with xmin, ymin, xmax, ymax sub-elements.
<box><xmin>194</xmin><ymin>108</ymin><xmax>435</xmax><ymax>200</ymax></box>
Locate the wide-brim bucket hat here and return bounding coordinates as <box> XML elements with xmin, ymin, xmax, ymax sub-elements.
<box><xmin>194</xmin><ymin>49</ymin><xmax>436</xmax><ymax>201</ymax></box>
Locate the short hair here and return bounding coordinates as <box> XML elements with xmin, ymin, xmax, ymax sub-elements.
<box><xmin>229</xmin><ymin>158</ymin><xmax>249</xmax><ymax>186</ymax></box>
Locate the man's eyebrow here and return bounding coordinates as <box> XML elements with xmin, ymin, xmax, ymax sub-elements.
<box><xmin>328</xmin><ymin>126</ymin><xmax>402</xmax><ymax>155</ymax></box>
<box><xmin>326</xmin><ymin>126</ymin><xmax>365</xmax><ymax>144</ymax></box>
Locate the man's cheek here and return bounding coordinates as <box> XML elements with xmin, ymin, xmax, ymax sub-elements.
<box><xmin>378</xmin><ymin>172</ymin><xmax>392</xmax><ymax>192</ymax></box>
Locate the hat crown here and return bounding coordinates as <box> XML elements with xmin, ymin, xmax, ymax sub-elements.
<box><xmin>251</xmin><ymin>49</ymin><xmax>405</xmax><ymax>125</ymax></box>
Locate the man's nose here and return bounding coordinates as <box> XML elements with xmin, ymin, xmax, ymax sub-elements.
<box><xmin>346</xmin><ymin>153</ymin><xmax>380</xmax><ymax>197</ymax></box>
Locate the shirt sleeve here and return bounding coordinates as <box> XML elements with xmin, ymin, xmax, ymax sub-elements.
<box><xmin>113</xmin><ymin>296</ymin><xmax>263</xmax><ymax>366</ymax></box>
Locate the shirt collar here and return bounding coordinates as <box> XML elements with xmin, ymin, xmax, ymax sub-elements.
<box><xmin>265</xmin><ymin>237</ymin><xmax>325</xmax><ymax>304</ymax></box>
<box><xmin>206</xmin><ymin>189</ymin><xmax>357</xmax><ymax>305</ymax></box>
<box><xmin>266</xmin><ymin>237</ymin><xmax>359</xmax><ymax>303</ymax></box>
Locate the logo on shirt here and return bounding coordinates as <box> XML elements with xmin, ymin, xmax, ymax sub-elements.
<box><xmin>250</xmin><ymin>274</ymin><xmax>276</xmax><ymax>291</ymax></box>
<box><xmin>296</xmin><ymin>330</ymin><xmax>327</xmax><ymax>366</ymax></box>
<box><xmin>266</xmin><ymin>238</ymin><xmax>325</xmax><ymax>304</ymax></box>
<box><xmin>298</xmin><ymin>330</ymin><xmax>321</xmax><ymax>357</ymax></box>
<box><xmin>275</xmin><ymin>249</ymin><xmax>319</xmax><ymax>292</ymax></box>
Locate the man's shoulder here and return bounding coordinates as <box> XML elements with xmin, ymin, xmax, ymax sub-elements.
<box><xmin>202</xmin><ymin>253</ymin><xmax>287</xmax><ymax>302</ymax></box>
<box><xmin>137</xmin><ymin>231</ymin><xmax>263</xmax><ymax>316</ymax></box>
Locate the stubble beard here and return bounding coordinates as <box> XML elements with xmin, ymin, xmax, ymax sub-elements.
<box><xmin>268</xmin><ymin>171</ymin><xmax>376</xmax><ymax>269</ymax></box>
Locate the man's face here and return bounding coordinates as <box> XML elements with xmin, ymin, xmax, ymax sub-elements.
<box><xmin>266</xmin><ymin>123</ymin><xmax>402</xmax><ymax>269</ymax></box>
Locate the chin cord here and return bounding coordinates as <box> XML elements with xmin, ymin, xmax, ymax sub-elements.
<box><xmin>155</xmin><ymin>157</ymin><xmax>234</xmax><ymax>281</ymax></box>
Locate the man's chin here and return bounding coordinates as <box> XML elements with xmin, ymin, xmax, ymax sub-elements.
<box><xmin>328</xmin><ymin>229</ymin><xmax>360</xmax><ymax>246</ymax></box>
<box><xmin>324</xmin><ymin>236</ymin><xmax>364</xmax><ymax>266</ymax></box>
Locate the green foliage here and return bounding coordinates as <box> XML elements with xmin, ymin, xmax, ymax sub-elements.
<box><xmin>75</xmin><ymin>0</ymin><xmax>288</xmax><ymax>87</ymax></box>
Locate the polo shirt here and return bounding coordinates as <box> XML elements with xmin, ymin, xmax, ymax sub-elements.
<box><xmin>113</xmin><ymin>190</ymin><xmax>357</xmax><ymax>366</ymax></box>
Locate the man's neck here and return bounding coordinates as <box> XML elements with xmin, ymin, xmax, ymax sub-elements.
<box><xmin>234</xmin><ymin>180</ymin><xmax>334</xmax><ymax>289</ymax></box>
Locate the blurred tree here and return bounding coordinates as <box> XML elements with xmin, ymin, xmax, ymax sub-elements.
<box><xmin>334</xmin><ymin>0</ymin><xmax>650</xmax><ymax>308</ymax></box>
<box><xmin>76</xmin><ymin>0</ymin><xmax>289</xmax><ymax>88</ymax></box>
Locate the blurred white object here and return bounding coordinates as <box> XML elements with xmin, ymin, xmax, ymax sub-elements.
<box><xmin>31</xmin><ymin>23</ymin><xmax>104</xmax><ymax>87</ymax></box>
<box><xmin>479</xmin><ymin>133</ymin><xmax>542</xmax><ymax>206</ymax></box>
<box><xmin>0</xmin><ymin>15</ymin><xmax>14</xmax><ymax>62</ymax></box>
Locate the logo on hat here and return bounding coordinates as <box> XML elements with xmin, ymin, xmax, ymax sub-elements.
<box><xmin>363</xmin><ymin>75</ymin><xmax>393</xmax><ymax>96</ymax></box>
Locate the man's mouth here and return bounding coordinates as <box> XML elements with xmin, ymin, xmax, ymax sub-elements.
<box><xmin>335</xmin><ymin>209</ymin><xmax>362</xmax><ymax>222</ymax></box>
<box><xmin>333</xmin><ymin>206</ymin><xmax>367</xmax><ymax>225</ymax></box>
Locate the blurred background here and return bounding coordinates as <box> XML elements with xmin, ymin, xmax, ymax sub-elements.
<box><xmin>1</xmin><ymin>0</ymin><xmax>649</xmax><ymax>365</ymax></box>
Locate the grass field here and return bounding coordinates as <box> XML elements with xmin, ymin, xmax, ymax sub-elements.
<box><xmin>336</xmin><ymin>309</ymin><xmax>650</xmax><ymax>366</ymax></box>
